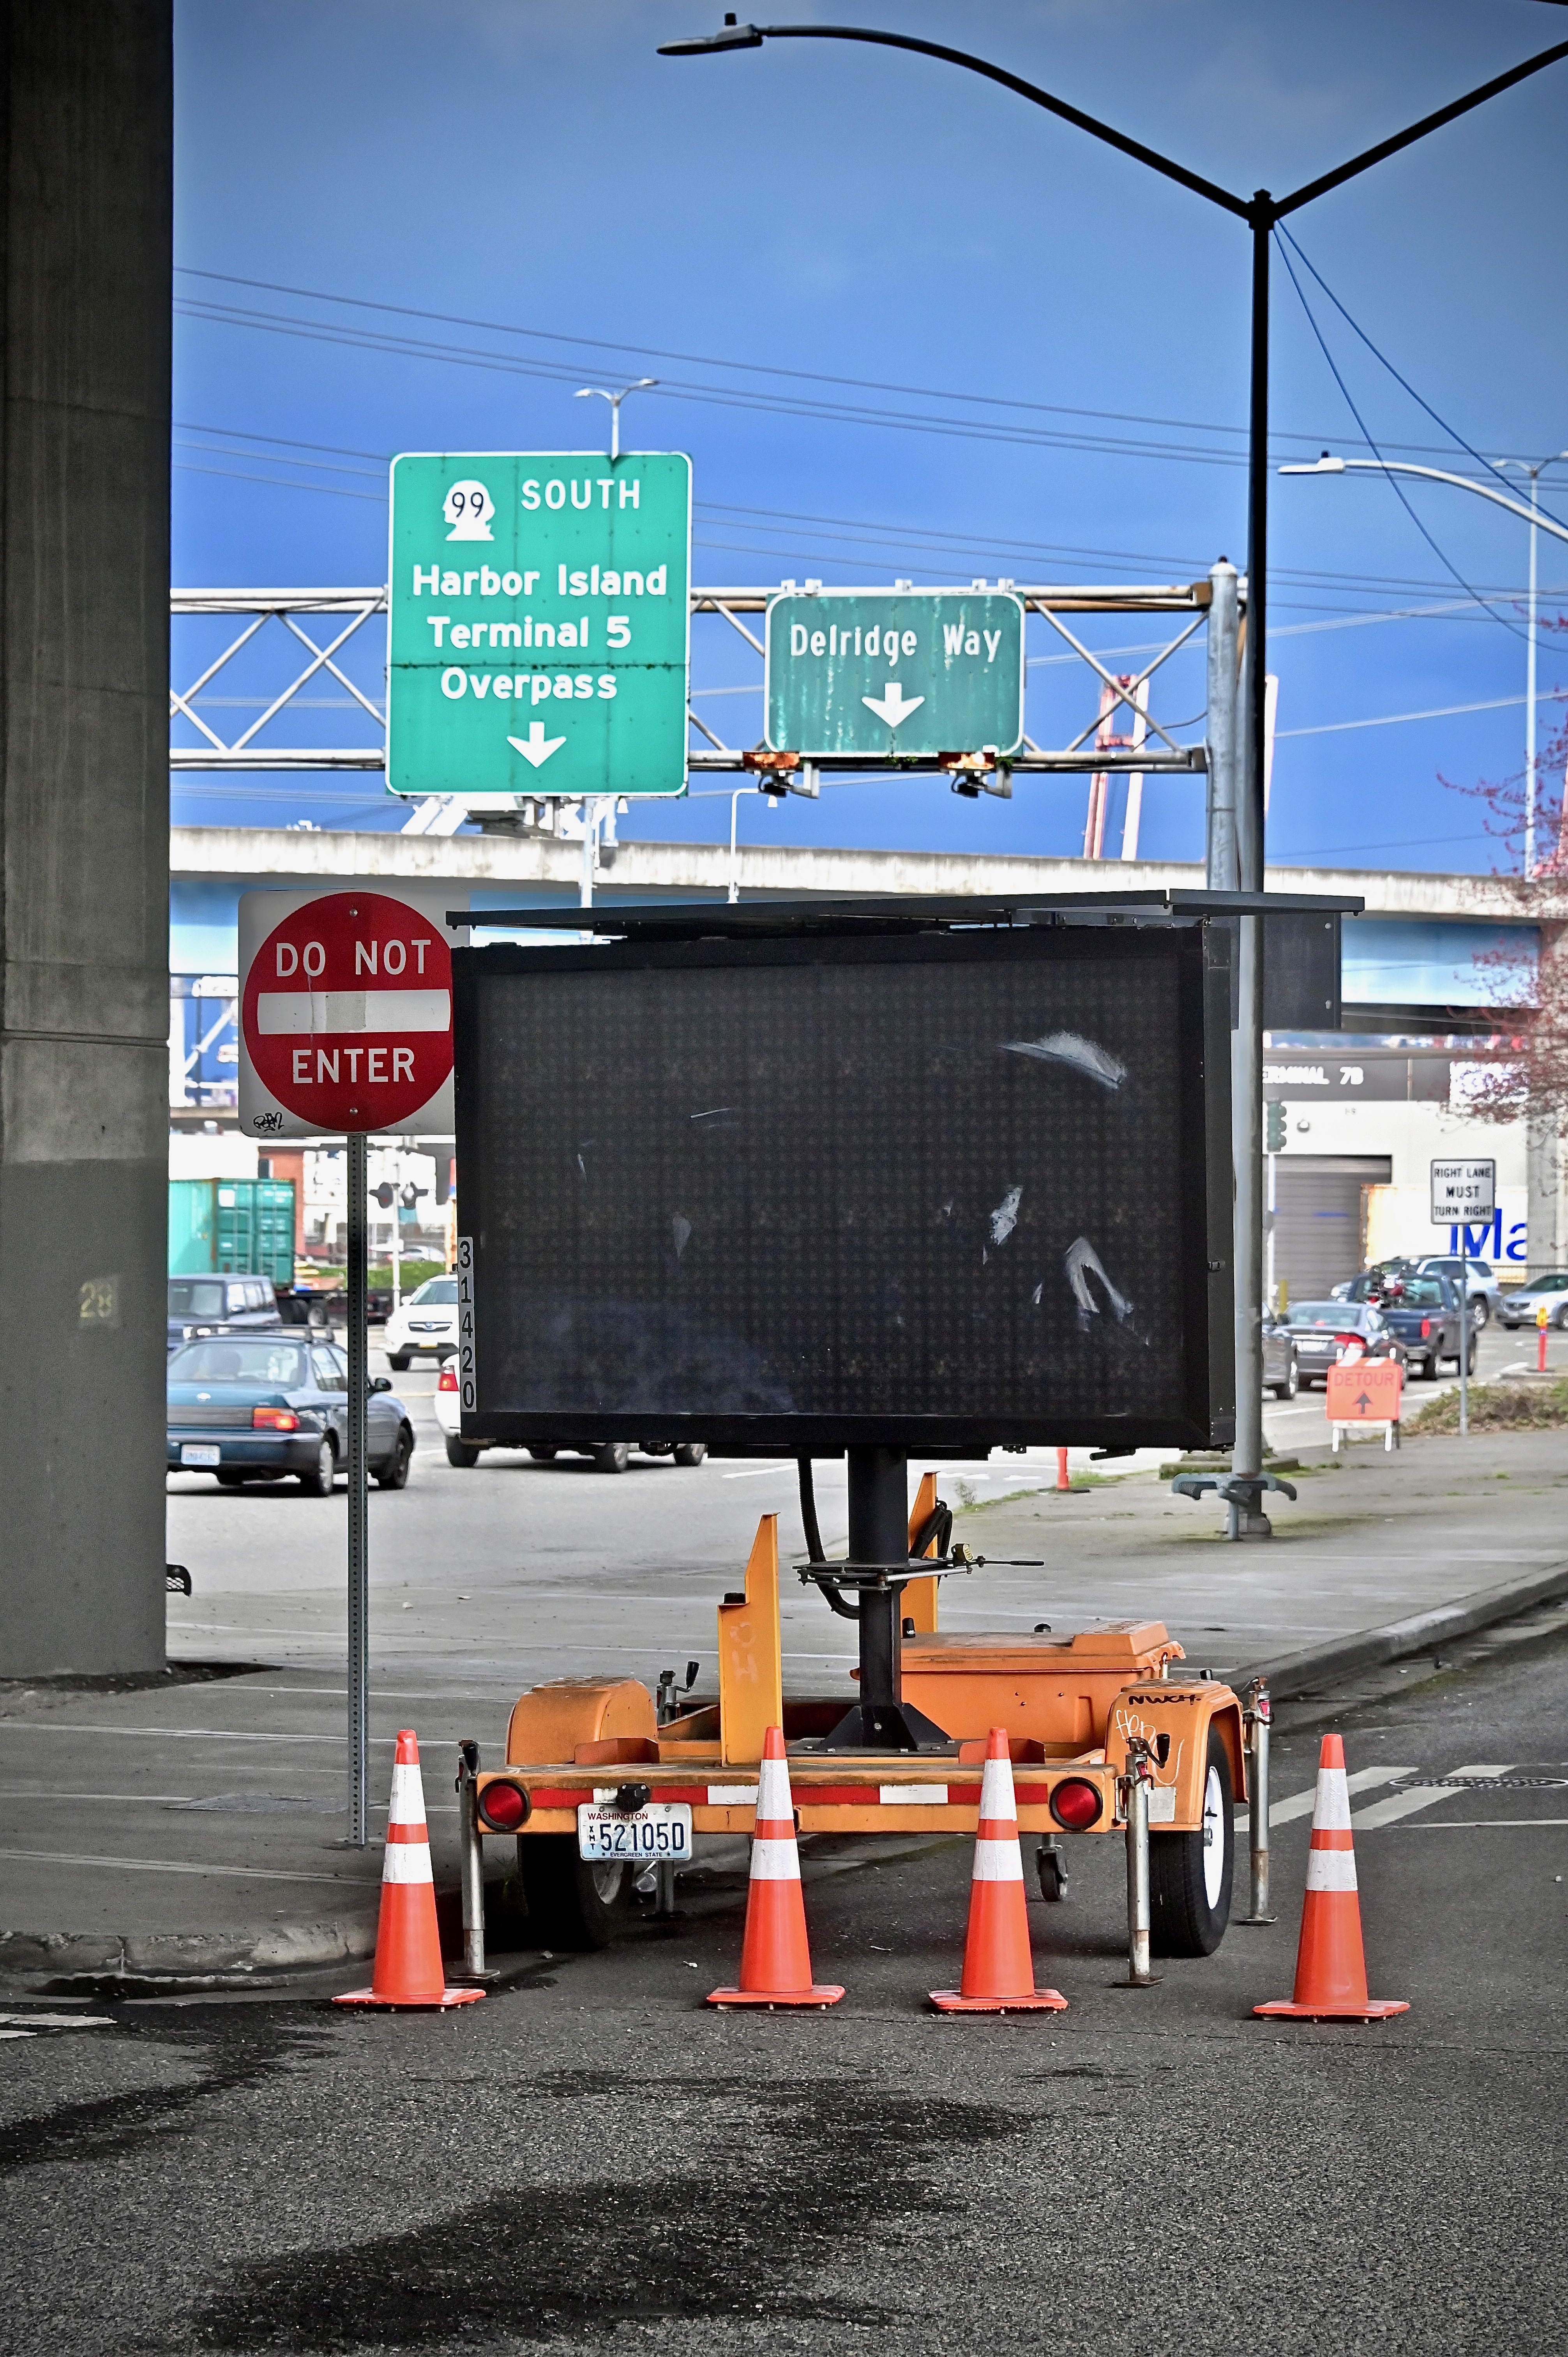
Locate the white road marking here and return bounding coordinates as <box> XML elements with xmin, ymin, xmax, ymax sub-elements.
<box><xmin>1236</xmin><ymin>1764</ymin><xmax>1415</xmax><ymax>1831</ymax></box>
<box><xmin>1353</xmin><ymin>1764</ymin><xmax>1512</xmax><ymax>1829</ymax></box>
<box><xmin>0</xmin><ymin>2013</ymin><xmax>111</xmax><ymax>2030</ymax></box>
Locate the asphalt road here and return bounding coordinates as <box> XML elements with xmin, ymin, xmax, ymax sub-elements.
<box><xmin>4</xmin><ymin>1619</ymin><xmax>1564</xmax><ymax>2353</ymax></box>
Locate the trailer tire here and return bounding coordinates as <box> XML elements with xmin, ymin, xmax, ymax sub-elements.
<box><xmin>674</xmin><ymin>1442</ymin><xmax>706</xmax><ymax>1468</ymax></box>
<box><xmin>593</xmin><ymin>1442</ymin><xmax>631</xmax><ymax>1474</ymax></box>
<box><xmin>1149</xmin><ymin>1730</ymin><xmax>1233</xmax><ymax>1957</ymax></box>
<box><xmin>518</xmin><ymin>1836</ymin><xmax>632</xmax><ymax>1950</ymax></box>
<box><xmin>445</xmin><ymin>1436</ymin><xmax>482</xmax><ymax>1469</ymax></box>
<box><xmin>527</xmin><ymin>1447</ymin><xmax>558</xmax><ymax>1461</ymax></box>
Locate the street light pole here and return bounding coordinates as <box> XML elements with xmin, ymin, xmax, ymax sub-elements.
<box><xmin>660</xmin><ymin>17</ymin><xmax>1568</xmax><ymax>1529</ymax></box>
<box><xmin>574</xmin><ymin>377</ymin><xmax>659</xmax><ymax>462</ymax></box>
<box><xmin>1282</xmin><ymin>449</ymin><xmax>1568</xmax><ymax>876</ymax></box>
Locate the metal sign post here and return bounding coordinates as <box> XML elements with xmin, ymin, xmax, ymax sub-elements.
<box><xmin>237</xmin><ymin>888</ymin><xmax>469</xmax><ymax>1847</ymax></box>
<box><xmin>346</xmin><ymin>1129</ymin><xmax>369</xmax><ymax>1846</ymax></box>
<box><xmin>1431</xmin><ymin>1159</ymin><xmax>1496</xmax><ymax>1440</ymax></box>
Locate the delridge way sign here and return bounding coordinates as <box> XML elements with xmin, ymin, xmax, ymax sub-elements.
<box><xmin>239</xmin><ymin>888</ymin><xmax>469</xmax><ymax>1138</ymax></box>
<box><xmin>765</xmin><ymin>587</ymin><xmax>1025</xmax><ymax>761</ymax></box>
<box><xmin>387</xmin><ymin>451</ymin><xmax>692</xmax><ymax>803</ymax></box>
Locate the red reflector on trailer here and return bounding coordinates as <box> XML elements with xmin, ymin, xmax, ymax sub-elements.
<box><xmin>252</xmin><ymin>1406</ymin><xmax>300</xmax><ymax>1431</ymax></box>
<box><xmin>478</xmin><ymin>1780</ymin><xmax>530</xmax><ymax>1831</ymax></box>
<box><xmin>1049</xmin><ymin>1777</ymin><xmax>1103</xmax><ymax>1831</ymax></box>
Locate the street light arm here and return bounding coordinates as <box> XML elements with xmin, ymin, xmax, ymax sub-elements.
<box><xmin>1276</xmin><ymin>37</ymin><xmax>1568</xmax><ymax>218</ymax></box>
<box><xmin>1280</xmin><ymin>456</ymin><xmax>1568</xmax><ymax>548</ymax></box>
<box><xmin>658</xmin><ymin>22</ymin><xmax>1249</xmax><ymax>219</ymax></box>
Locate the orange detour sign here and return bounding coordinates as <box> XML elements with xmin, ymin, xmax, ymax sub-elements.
<box><xmin>930</xmin><ymin>1727</ymin><xmax>1068</xmax><ymax>2014</ymax></box>
<box><xmin>335</xmin><ymin>1730</ymin><xmax>484</xmax><ymax>2011</ymax></box>
<box><xmin>1254</xmin><ymin>1734</ymin><xmax>1409</xmax><ymax>2023</ymax></box>
<box><xmin>708</xmin><ymin>1727</ymin><xmax>844</xmax><ymax>2009</ymax></box>
<box><xmin>1325</xmin><ymin>1356</ymin><xmax>1402</xmax><ymax>1426</ymax></box>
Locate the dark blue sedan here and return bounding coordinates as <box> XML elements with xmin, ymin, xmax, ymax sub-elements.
<box><xmin>167</xmin><ymin>1337</ymin><xmax>414</xmax><ymax>1494</ymax></box>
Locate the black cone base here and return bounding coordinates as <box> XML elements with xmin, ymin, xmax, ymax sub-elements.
<box><xmin>821</xmin><ymin>1698</ymin><xmax>955</xmax><ymax>1753</ymax></box>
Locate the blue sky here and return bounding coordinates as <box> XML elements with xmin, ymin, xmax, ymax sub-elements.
<box><xmin>173</xmin><ymin>0</ymin><xmax>1568</xmax><ymax>872</ymax></box>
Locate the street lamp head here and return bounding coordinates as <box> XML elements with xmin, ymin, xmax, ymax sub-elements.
<box><xmin>659</xmin><ymin>16</ymin><xmax>764</xmax><ymax>54</ymax></box>
<box><xmin>1278</xmin><ymin>451</ymin><xmax>1345</xmax><ymax>475</ymax></box>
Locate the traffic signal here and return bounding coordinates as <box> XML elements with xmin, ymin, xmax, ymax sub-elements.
<box><xmin>373</xmin><ymin>1182</ymin><xmax>396</xmax><ymax>1208</ymax></box>
<box><xmin>1265</xmin><ymin>1101</ymin><xmax>1286</xmax><ymax>1153</ymax></box>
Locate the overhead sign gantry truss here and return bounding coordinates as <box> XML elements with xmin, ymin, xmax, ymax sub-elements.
<box><xmin>169</xmin><ymin>577</ymin><xmax>1224</xmax><ymax>796</ymax></box>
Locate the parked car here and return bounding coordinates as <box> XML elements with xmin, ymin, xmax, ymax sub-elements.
<box><xmin>382</xmin><ymin>1275</ymin><xmax>459</xmax><ymax>1368</ymax></box>
<box><xmin>432</xmin><ymin>1365</ymin><xmax>708</xmax><ymax>1473</ymax></box>
<box><xmin>1261</xmin><ymin>1314</ymin><xmax>1300</xmax><ymax>1400</ymax></box>
<box><xmin>167</xmin><ymin>1336</ymin><xmax>414</xmax><ymax>1493</ymax></box>
<box><xmin>1360</xmin><ymin>1271</ymin><xmax>1470</xmax><ymax>1380</ymax></box>
<box><xmin>1499</xmin><ymin>1270</ymin><xmax>1568</xmax><ymax>1330</ymax></box>
<box><xmin>166</xmin><ymin>1274</ymin><xmax>285</xmax><ymax>1356</ymax></box>
<box><xmin>1280</xmin><ymin>1299</ymin><xmax>1409</xmax><ymax>1390</ymax></box>
<box><xmin>1412</xmin><ymin>1254</ymin><xmax>1501</xmax><ymax>1327</ymax></box>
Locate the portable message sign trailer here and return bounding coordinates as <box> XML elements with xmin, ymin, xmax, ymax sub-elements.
<box><xmin>450</xmin><ymin>892</ymin><xmax>1254</xmax><ymax>1958</ymax></box>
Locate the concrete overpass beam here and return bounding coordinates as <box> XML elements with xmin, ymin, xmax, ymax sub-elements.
<box><xmin>0</xmin><ymin>3</ymin><xmax>172</xmax><ymax>1673</ymax></box>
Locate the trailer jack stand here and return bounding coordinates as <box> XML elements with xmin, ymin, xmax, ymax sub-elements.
<box><xmin>1170</xmin><ymin>1470</ymin><xmax>1297</xmax><ymax>1542</ymax></box>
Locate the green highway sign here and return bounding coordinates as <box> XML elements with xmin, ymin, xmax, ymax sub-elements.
<box><xmin>387</xmin><ymin>451</ymin><xmax>691</xmax><ymax>800</ymax></box>
<box><xmin>765</xmin><ymin>588</ymin><xmax>1025</xmax><ymax>760</ymax></box>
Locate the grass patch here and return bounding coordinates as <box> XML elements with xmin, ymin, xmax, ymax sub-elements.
<box><xmin>1405</xmin><ymin>1378</ymin><xmax>1568</xmax><ymax>1435</ymax></box>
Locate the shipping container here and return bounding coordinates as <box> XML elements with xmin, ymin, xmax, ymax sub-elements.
<box><xmin>169</xmin><ymin>1178</ymin><xmax>296</xmax><ymax>1286</ymax></box>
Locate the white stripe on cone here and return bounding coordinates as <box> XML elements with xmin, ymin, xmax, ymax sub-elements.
<box><xmin>755</xmin><ymin>1756</ymin><xmax>792</xmax><ymax>1819</ymax></box>
<box><xmin>971</xmin><ymin>1838</ymin><xmax>1025</xmax><ymax>1883</ymax></box>
<box><xmin>978</xmin><ymin>1753</ymin><xmax>1017</xmax><ymax>1821</ymax></box>
<box><xmin>749</xmin><ymin>1836</ymin><xmax>801</xmax><ymax>1882</ymax></box>
<box><xmin>1312</xmin><ymin>1766</ymin><xmax>1353</xmax><ymax>1830</ymax></box>
<box><xmin>381</xmin><ymin>1841</ymin><xmax>433</xmax><ymax>1885</ymax></box>
<box><xmin>388</xmin><ymin>1763</ymin><xmax>427</xmax><ymax>1829</ymax></box>
<box><xmin>1305</xmin><ymin>1849</ymin><xmax>1358</xmax><ymax>1894</ymax></box>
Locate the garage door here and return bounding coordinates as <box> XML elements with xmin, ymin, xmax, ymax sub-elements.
<box><xmin>1272</xmin><ymin>1156</ymin><xmax>1392</xmax><ymax>1303</ymax></box>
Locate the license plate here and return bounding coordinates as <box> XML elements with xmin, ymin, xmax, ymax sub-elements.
<box><xmin>577</xmin><ymin>1801</ymin><xmax>692</xmax><ymax>1863</ymax></box>
<box><xmin>180</xmin><ymin>1443</ymin><xmax>222</xmax><ymax>1467</ymax></box>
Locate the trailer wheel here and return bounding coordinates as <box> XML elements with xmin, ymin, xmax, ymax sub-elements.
<box><xmin>518</xmin><ymin>1836</ymin><xmax>632</xmax><ymax>1950</ymax></box>
<box><xmin>673</xmin><ymin>1442</ymin><xmax>707</xmax><ymax>1468</ymax></box>
<box><xmin>1149</xmin><ymin>1730</ymin><xmax>1233</xmax><ymax>1957</ymax></box>
<box><xmin>1035</xmin><ymin>1839</ymin><xmax>1068</xmax><ymax>1902</ymax></box>
<box><xmin>445</xmin><ymin>1436</ymin><xmax>481</xmax><ymax>1469</ymax></box>
<box><xmin>526</xmin><ymin>1447</ymin><xmax>557</xmax><ymax>1461</ymax></box>
<box><xmin>593</xmin><ymin>1442</ymin><xmax>631</xmax><ymax>1474</ymax></box>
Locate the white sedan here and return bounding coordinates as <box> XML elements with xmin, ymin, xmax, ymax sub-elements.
<box><xmin>382</xmin><ymin>1275</ymin><xmax>458</xmax><ymax>1369</ymax></box>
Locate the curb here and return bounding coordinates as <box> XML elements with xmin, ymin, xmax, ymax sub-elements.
<box><xmin>1238</xmin><ymin>1556</ymin><xmax>1568</xmax><ymax>1701</ymax></box>
<box><xmin>0</xmin><ymin>1914</ymin><xmax>377</xmax><ymax>1984</ymax></box>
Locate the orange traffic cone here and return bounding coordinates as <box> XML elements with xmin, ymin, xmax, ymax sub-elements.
<box><xmin>931</xmin><ymin>1727</ymin><xmax>1068</xmax><ymax>2013</ymax></box>
<box><xmin>708</xmin><ymin>1727</ymin><xmax>844</xmax><ymax>2009</ymax></box>
<box><xmin>335</xmin><ymin>1730</ymin><xmax>484</xmax><ymax>2011</ymax></box>
<box><xmin>1254</xmin><ymin>1734</ymin><xmax>1409</xmax><ymax>2022</ymax></box>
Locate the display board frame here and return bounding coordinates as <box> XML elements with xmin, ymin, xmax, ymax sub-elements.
<box><xmin>453</xmin><ymin>913</ymin><xmax>1236</xmax><ymax>1454</ymax></box>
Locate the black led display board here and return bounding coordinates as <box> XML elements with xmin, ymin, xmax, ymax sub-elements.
<box><xmin>452</xmin><ymin>915</ymin><xmax>1235</xmax><ymax>1452</ymax></box>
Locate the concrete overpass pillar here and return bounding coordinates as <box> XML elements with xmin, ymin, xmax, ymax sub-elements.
<box><xmin>0</xmin><ymin>4</ymin><xmax>172</xmax><ymax>1672</ymax></box>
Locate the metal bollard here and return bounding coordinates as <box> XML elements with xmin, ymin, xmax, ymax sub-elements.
<box><xmin>1239</xmin><ymin>1679</ymin><xmax>1276</xmax><ymax>1924</ymax></box>
<box><xmin>1120</xmin><ymin>1746</ymin><xmax>1160</xmax><ymax>1987</ymax></box>
<box><xmin>452</xmin><ymin>1738</ymin><xmax>498</xmax><ymax>1984</ymax></box>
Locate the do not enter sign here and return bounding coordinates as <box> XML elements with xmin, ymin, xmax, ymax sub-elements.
<box><xmin>238</xmin><ymin>888</ymin><xmax>468</xmax><ymax>1138</ymax></box>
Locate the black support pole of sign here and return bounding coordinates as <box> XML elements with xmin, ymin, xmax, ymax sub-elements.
<box><xmin>346</xmin><ymin>1130</ymin><xmax>369</xmax><ymax>1846</ymax></box>
<box><xmin>823</xmin><ymin>1449</ymin><xmax>951</xmax><ymax>1753</ymax></box>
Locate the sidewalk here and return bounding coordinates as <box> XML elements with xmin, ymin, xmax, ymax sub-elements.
<box><xmin>4</xmin><ymin>1424</ymin><xmax>1566</xmax><ymax>1984</ymax></box>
